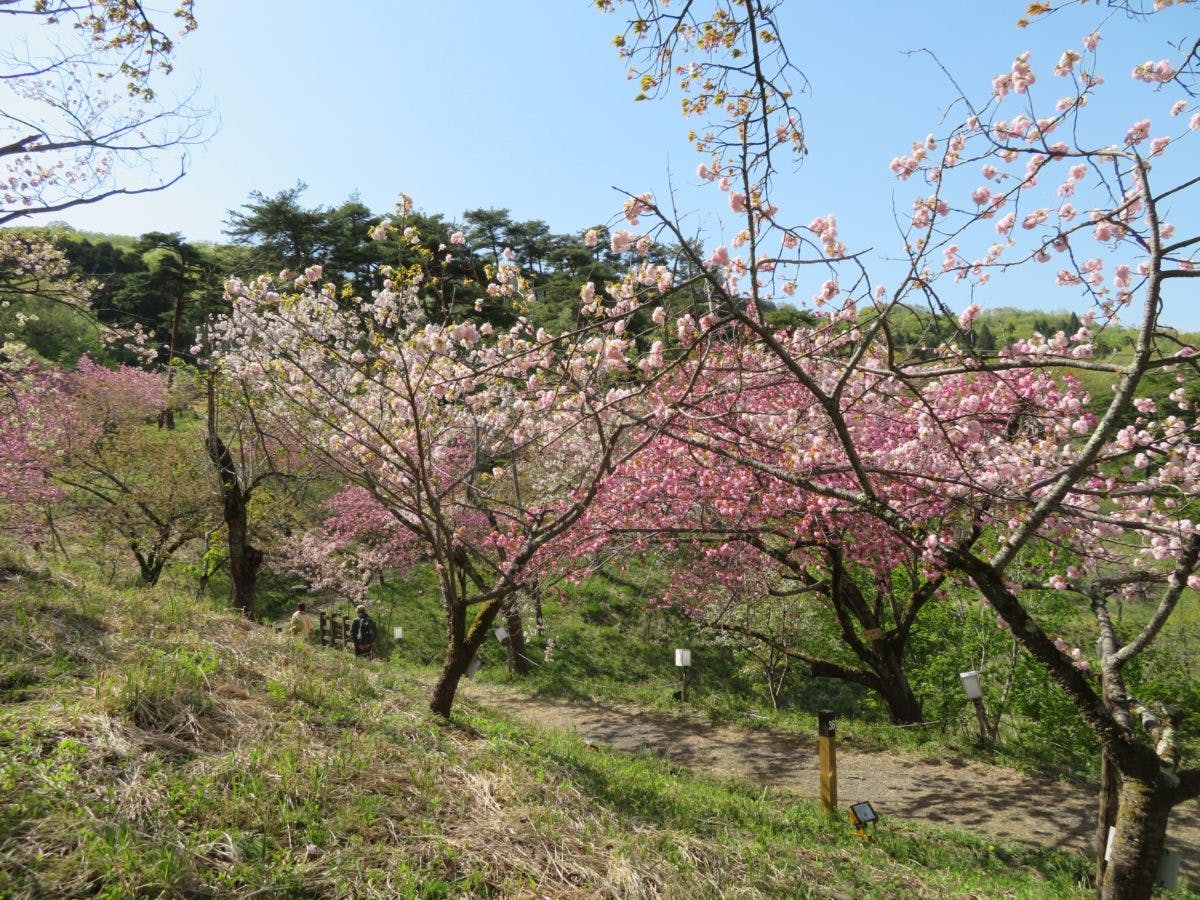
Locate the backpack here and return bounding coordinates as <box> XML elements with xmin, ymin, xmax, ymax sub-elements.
<box><xmin>352</xmin><ymin>615</ymin><xmax>377</xmax><ymax>644</ymax></box>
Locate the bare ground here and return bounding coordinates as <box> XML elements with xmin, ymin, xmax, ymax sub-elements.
<box><xmin>459</xmin><ymin>683</ymin><xmax>1199</xmax><ymax>884</ymax></box>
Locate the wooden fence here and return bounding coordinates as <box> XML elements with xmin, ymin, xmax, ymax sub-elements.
<box><xmin>317</xmin><ymin>612</ymin><xmax>353</xmax><ymax>651</ymax></box>
<box><xmin>275</xmin><ymin>611</ymin><xmax>366</xmax><ymax>653</ymax></box>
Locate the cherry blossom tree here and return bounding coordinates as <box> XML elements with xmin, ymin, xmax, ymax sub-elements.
<box><xmin>597</xmin><ymin>1</ymin><xmax>1199</xmax><ymax>893</ymax></box>
<box><xmin>0</xmin><ymin>231</ymin><xmax>94</xmax><ymax>322</ymax></box>
<box><xmin>29</xmin><ymin>355</ymin><xmax>216</xmax><ymax>585</ymax></box>
<box><xmin>210</xmin><ymin>216</ymin><xmax>677</xmax><ymax>715</ymax></box>
<box><xmin>277</xmin><ymin>485</ymin><xmax>422</xmax><ymax>606</ymax></box>
<box><xmin>0</xmin><ymin>354</ymin><xmax>74</xmax><ymax>541</ymax></box>
<box><xmin>581</xmin><ymin>338</ymin><xmax>1106</xmax><ymax>724</ymax></box>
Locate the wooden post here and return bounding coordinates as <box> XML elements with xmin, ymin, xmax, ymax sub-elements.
<box><xmin>342</xmin><ymin>615</ymin><xmax>351</xmax><ymax>650</ymax></box>
<box><xmin>319</xmin><ymin>612</ymin><xmax>330</xmax><ymax>647</ymax></box>
<box><xmin>971</xmin><ymin>697</ymin><xmax>990</xmax><ymax>743</ymax></box>
<box><xmin>818</xmin><ymin>709</ymin><xmax>837</xmax><ymax>816</ymax></box>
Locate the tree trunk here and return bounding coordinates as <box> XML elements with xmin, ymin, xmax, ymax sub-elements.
<box><xmin>226</xmin><ymin>499</ymin><xmax>262</xmax><ymax>618</ymax></box>
<box><xmin>767</xmin><ymin>667</ymin><xmax>782</xmax><ymax>711</ymax></box>
<box><xmin>430</xmin><ymin>636</ymin><xmax>476</xmax><ymax>717</ymax></box>
<box><xmin>825</xmin><ymin>552</ymin><xmax>924</xmax><ymax>725</ymax></box>
<box><xmin>1095</xmin><ymin>751</ymin><xmax>1120</xmax><ymax>889</ymax></box>
<box><xmin>807</xmin><ymin>655</ymin><xmax>924</xmax><ymax>725</ymax></box>
<box><xmin>875</xmin><ymin>666</ymin><xmax>924</xmax><ymax>726</ymax></box>
<box><xmin>505</xmin><ymin>601</ymin><xmax>529</xmax><ymax>675</ymax></box>
<box><xmin>1100</xmin><ymin>768</ymin><xmax>1173</xmax><ymax>899</ymax></box>
<box><xmin>206</xmin><ymin>375</ymin><xmax>260</xmax><ymax>619</ymax></box>
<box><xmin>133</xmin><ymin>548</ymin><xmax>164</xmax><ymax>586</ymax></box>
<box><xmin>429</xmin><ymin>595</ymin><xmax>503</xmax><ymax>717</ymax></box>
<box><xmin>158</xmin><ymin>284</ymin><xmax>188</xmax><ymax>431</ymax></box>
<box><xmin>870</xmin><ymin>637</ymin><xmax>924</xmax><ymax>725</ymax></box>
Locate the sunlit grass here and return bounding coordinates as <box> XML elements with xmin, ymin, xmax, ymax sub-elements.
<box><xmin>0</xmin><ymin>553</ymin><xmax>1106</xmax><ymax>897</ymax></box>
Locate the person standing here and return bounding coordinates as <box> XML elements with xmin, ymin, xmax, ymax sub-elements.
<box><xmin>289</xmin><ymin>602</ymin><xmax>314</xmax><ymax>639</ymax></box>
<box><xmin>351</xmin><ymin>604</ymin><xmax>377</xmax><ymax>658</ymax></box>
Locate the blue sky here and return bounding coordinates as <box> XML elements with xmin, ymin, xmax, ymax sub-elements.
<box><xmin>19</xmin><ymin>1</ymin><xmax>1199</xmax><ymax>329</ymax></box>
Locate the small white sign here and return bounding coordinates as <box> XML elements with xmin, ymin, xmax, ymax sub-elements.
<box><xmin>393</xmin><ymin>627</ymin><xmax>404</xmax><ymax>640</ymax></box>
<box><xmin>675</xmin><ymin>648</ymin><xmax>691</xmax><ymax>667</ymax></box>
<box><xmin>466</xmin><ymin>656</ymin><xmax>483</xmax><ymax>679</ymax></box>
<box><xmin>495</xmin><ymin>626</ymin><xmax>510</xmax><ymax>643</ymax></box>
<box><xmin>959</xmin><ymin>670</ymin><xmax>983</xmax><ymax>700</ymax></box>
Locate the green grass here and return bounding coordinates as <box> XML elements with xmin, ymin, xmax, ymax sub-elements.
<box><xmin>0</xmin><ymin>552</ymin><xmax>1108</xmax><ymax>898</ymax></box>
<box><xmin>448</xmin><ymin>559</ymin><xmax>1198</xmax><ymax>784</ymax></box>
<box><xmin>458</xmin><ymin>567</ymin><xmax>985</xmax><ymax>759</ymax></box>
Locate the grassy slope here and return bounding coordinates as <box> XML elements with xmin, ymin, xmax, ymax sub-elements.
<box><xmin>0</xmin><ymin>557</ymin><xmax>1097</xmax><ymax>899</ymax></box>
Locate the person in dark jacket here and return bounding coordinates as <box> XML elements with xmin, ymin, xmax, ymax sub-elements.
<box><xmin>351</xmin><ymin>604</ymin><xmax>377</xmax><ymax>658</ymax></box>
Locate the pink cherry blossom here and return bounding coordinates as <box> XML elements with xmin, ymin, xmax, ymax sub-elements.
<box><xmin>623</xmin><ymin>192</ymin><xmax>654</xmax><ymax>225</ymax></box>
<box><xmin>1132</xmin><ymin>59</ymin><xmax>1177</xmax><ymax>84</ymax></box>
<box><xmin>1124</xmin><ymin>119</ymin><xmax>1151</xmax><ymax>145</ymax></box>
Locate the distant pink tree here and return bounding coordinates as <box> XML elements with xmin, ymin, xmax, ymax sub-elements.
<box><xmin>0</xmin><ymin>360</ymin><xmax>74</xmax><ymax>540</ymax></box>
<box><xmin>279</xmin><ymin>486</ymin><xmax>423</xmax><ymax>605</ymax></box>
<box><xmin>66</xmin><ymin>355</ymin><xmax>167</xmax><ymax>434</ymax></box>
<box><xmin>2</xmin><ymin>354</ymin><xmax>208</xmax><ymax>581</ymax></box>
<box><xmin>46</xmin><ymin>358</ymin><xmax>213</xmax><ymax>584</ymax></box>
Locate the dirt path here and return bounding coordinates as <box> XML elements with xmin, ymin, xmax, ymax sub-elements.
<box><xmin>460</xmin><ymin>684</ymin><xmax>1198</xmax><ymax>882</ymax></box>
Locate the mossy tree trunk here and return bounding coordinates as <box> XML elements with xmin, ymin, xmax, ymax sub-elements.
<box><xmin>504</xmin><ymin>600</ymin><xmax>529</xmax><ymax>675</ymax></box>
<box><xmin>429</xmin><ymin>583</ymin><xmax>504</xmax><ymax>717</ymax></box>
<box><xmin>1099</xmin><ymin>765</ymin><xmax>1174</xmax><ymax>899</ymax></box>
<box><xmin>1095</xmin><ymin>751</ymin><xmax>1119</xmax><ymax>889</ymax></box>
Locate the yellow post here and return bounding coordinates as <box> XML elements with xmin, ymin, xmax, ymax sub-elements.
<box><xmin>818</xmin><ymin>709</ymin><xmax>837</xmax><ymax>816</ymax></box>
